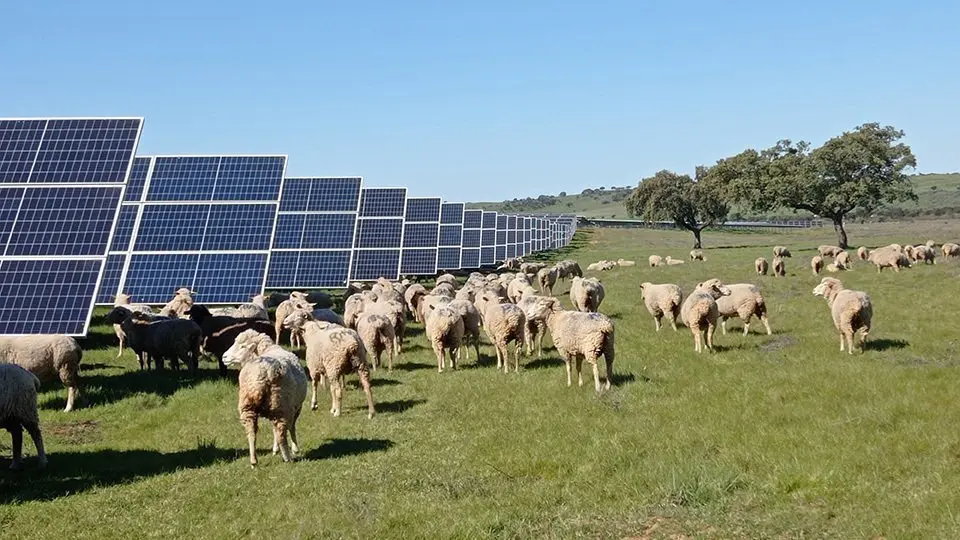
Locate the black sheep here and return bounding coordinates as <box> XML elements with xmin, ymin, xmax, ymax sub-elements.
<box><xmin>186</xmin><ymin>304</ymin><xmax>277</xmax><ymax>375</ymax></box>
<box><xmin>105</xmin><ymin>307</ymin><xmax>202</xmax><ymax>373</ymax></box>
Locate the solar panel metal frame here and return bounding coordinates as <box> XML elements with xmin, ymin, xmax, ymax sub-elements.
<box><xmin>437</xmin><ymin>202</ymin><xmax>464</xmax><ymax>271</ymax></box>
<box><xmin>0</xmin><ymin>117</ymin><xmax>144</xmax><ymax>335</ymax></box>
<box><xmin>350</xmin><ymin>187</ymin><xmax>407</xmax><ymax>281</ymax></box>
<box><xmin>108</xmin><ymin>154</ymin><xmax>288</xmax><ymax>305</ymax></box>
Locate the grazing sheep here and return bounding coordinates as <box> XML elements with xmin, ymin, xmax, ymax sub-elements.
<box><xmin>447</xmin><ymin>299</ymin><xmax>482</xmax><ymax>361</ymax></box>
<box><xmin>183</xmin><ymin>305</ymin><xmax>274</xmax><ymax>375</ymax></box>
<box><xmin>616</xmin><ymin>258</ymin><xmax>636</xmax><ymax>267</ymax></box>
<box><xmin>818</xmin><ymin>245</ymin><xmax>844</xmax><ymax>258</ymax></box>
<box><xmin>404</xmin><ymin>284</ymin><xmax>428</xmax><ymax>323</ymax></box>
<box><xmin>755</xmin><ymin>257</ymin><xmax>769</xmax><ymax>276</ymax></box>
<box><xmin>159</xmin><ymin>288</ymin><xmax>194</xmax><ymax>318</ymax></box>
<box><xmin>480</xmin><ymin>300</ymin><xmax>526</xmax><ymax>373</ymax></box>
<box><xmin>913</xmin><ymin>245</ymin><xmax>936</xmax><ymax>265</ymax></box>
<box><xmin>569</xmin><ymin>277</ymin><xmax>605</xmax><ymax>313</ymax></box>
<box><xmin>112</xmin><ymin>293</ymin><xmax>154</xmax><ymax>358</ymax></box>
<box><xmin>715</xmin><ymin>284</ymin><xmax>772</xmax><ymax>336</ymax></box>
<box><xmin>520</xmin><ymin>262</ymin><xmax>547</xmax><ymax>276</ymax></box>
<box><xmin>811</xmin><ymin>255</ymin><xmax>824</xmax><ymax>275</ymax></box>
<box><xmin>537</xmin><ymin>266</ymin><xmax>559</xmax><ymax>296</ymax></box>
<box><xmin>209</xmin><ymin>294</ymin><xmax>270</xmax><ymax>321</ymax></box>
<box><xmin>648</xmin><ymin>255</ymin><xmax>663</xmax><ymax>267</ymax></box>
<box><xmin>364</xmin><ymin>300</ymin><xmax>406</xmax><ymax>355</ymax></box>
<box><xmin>274</xmin><ymin>294</ymin><xmax>311</xmax><ymax>347</ymax></box>
<box><xmin>812</xmin><ymin>277</ymin><xmax>872</xmax><ymax>354</ymax></box>
<box><xmin>868</xmin><ymin>245</ymin><xmax>911</xmax><ymax>273</ymax></box>
<box><xmin>122</xmin><ymin>311</ymin><xmax>203</xmax><ymax>373</ymax></box>
<box><xmin>222</xmin><ymin>330</ymin><xmax>308</xmax><ymax>467</ymax></box>
<box><xmin>903</xmin><ymin>245</ymin><xmax>916</xmax><ymax>260</ymax></box>
<box><xmin>825</xmin><ymin>262</ymin><xmax>844</xmax><ymax>273</ymax></box>
<box><xmin>772</xmin><ymin>246</ymin><xmax>791</xmax><ymax>258</ymax></box>
<box><xmin>0</xmin><ymin>364</ymin><xmax>47</xmax><ymax>470</ymax></box>
<box><xmin>281</xmin><ymin>312</ymin><xmax>375</xmax><ymax>418</ymax></box>
<box><xmin>664</xmin><ymin>256</ymin><xmax>685</xmax><ymax>266</ymax></box>
<box><xmin>836</xmin><ymin>251</ymin><xmax>852</xmax><ymax>268</ymax></box>
<box><xmin>942</xmin><ymin>242</ymin><xmax>960</xmax><ymax>258</ymax></box>
<box><xmin>554</xmin><ymin>260</ymin><xmax>583</xmax><ymax>281</ymax></box>
<box><xmin>0</xmin><ymin>335</ymin><xmax>82</xmax><ymax>412</ymax></box>
<box><xmin>680</xmin><ymin>279</ymin><xmax>732</xmax><ymax>353</ymax></box>
<box><xmin>356</xmin><ymin>312</ymin><xmax>396</xmax><ymax>371</ymax></box>
<box><xmin>424</xmin><ymin>305</ymin><xmax>464</xmax><ymax>372</ymax></box>
<box><xmin>639</xmin><ymin>282</ymin><xmax>682</xmax><ymax>332</ymax></box>
<box><xmin>773</xmin><ymin>256</ymin><xmax>786</xmax><ymax>277</ymax></box>
<box><xmin>857</xmin><ymin>246</ymin><xmax>870</xmax><ymax>261</ymax></box>
<box><xmin>507</xmin><ymin>274</ymin><xmax>533</xmax><ymax>304</ymax></box>
<box><xmin>531</xmin><ymin>298</ymin><xmax>614</xmax><ymax>392</ymax></box>
<box><xmin>689</xmin><ymin>250</ymin><xmax>705</xmax><ymax>261</ymax></box>
<box><xmin>516</xmin><ymin>295</ymin><xmax>553</xmax><ymax>357</ymax></box>
<box><xmin>586</xmin><ymin>260</ymin><xmax>611</xmax><ymax>271</ymax></box>
<box><xmin>431</xmin><ymin>282</ymin><xmax>457</xmax><ymax>299</ymax></box>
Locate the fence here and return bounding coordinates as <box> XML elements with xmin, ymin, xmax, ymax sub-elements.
<box><xmin>578</xmin><ymin>217</ymin><xmax>825</xmax><ymax>231</ymax></box>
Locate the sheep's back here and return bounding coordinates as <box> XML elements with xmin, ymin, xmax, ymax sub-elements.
<box><xmin>0</xmin><ymin>335</ymin><xmax>81</xmax><ymax>381</ymax></box>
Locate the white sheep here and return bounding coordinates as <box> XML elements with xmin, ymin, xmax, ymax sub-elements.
<box><xmin>818</xmin><ymin>245</ymin><xmax>844</xmax><ymax>258</ymax></box>
<box><xmin>516</xmin><ymin>294</ymin><xmax>553</xmax><ymax>357</ymax></box>
<box><xmin>665</xmin><ymin>256</ymin><xmax>685</xmax><ymax>266</ymax></box>
<box><xmin>424</xmin><ymin>305</ymin><xmax>464</xmax><ymax>372</ymax></box>
<box><xmin>857</xmin><ymin>246</ymin><xmax>870</xmax><ymax>261</ymax></box>
<box><xmin>274</xmin><ymin>294</ymin><xmax>311</xmax><ymax>347</ymax></box>
<box><xmin>112</xmin><ymin>292</ymin><xmax>154</xmax><ymax>358</ymax></box>
<box><xmin>811</xmin><ymin>255</ymin><xmax>824</xmax><ymax>275</ymax></box>
<box><xmin>404</xmin><ymin>284</ymin><xmax>428</xmax><ymax>323</ymax></box>
<box><xmin>648</xmin><ymin>255</ymin><xmax>663</xmax><ymax>267</ymax></box>
<box><xmin>912</xmin><ymin>245</ymin><xmax>936</xmax><ymax>265</ymax></box>
<box><xmin>680</xmin><ymin>279</ymin><xmax>731</xmax><ymax>353</ymax></box>
<box><xmin>689</xmin><ymin>250</ymin><xmax>705</xmax><ymax>262</ymax></box>
<box><xmin>537</xmin><ymin>266</ymin><xmax>558</xmax><ymax>296</ymax></box>
<box><xmin>222</xmin><ymin>329</ymin><xmax>308</xmax><ymax>467</ymax></box>
<box><xmin>755</xmin><ymin>257</ymin><xmax>769</xmax><ymax>276</ymax></box>
<box><xmin>942</xmin><ymin>242</ymin><xmax>960</xmax><ymax>258</ymax></box>
<box><xmin>772</xmin><ymin>246</ymin><xmax>791</xmax><ymax>258</ymax></box>
<box><xmin>159</xmin><ymin>288</ymin><xmax>194</xmax><ymax>318</ymax></box>
<box><xmin>639</xmin><ymin>282</ymin><xmax>682</xmax><ymax>332</ymax></box>
<box><xmin>868</xmin><ymin>245</ymin><xmax>911</xmax><ymax>272</ymax></box>
<box><xmin>478</xmin><ymin>292</ymin><xmax>526</xmax><ymax>373</ymax></box>
<box><xmin>772</xmin><ymin>256</ymin><xmax>786</xmax><ymax>277</ymax></box>
<box><xmin>835</xmin><ymin>251</ymin><xmax>852</xmax><ymax>268</ymax></box>
<box><xmin>507</xmin><ymin>274</ymin><xmax>533</xmax><ymax>304</ymax></box>
<box><xmin>447</xmin><ymin>299</ymin><xmax>482</xmax><ymax>361</ymax></box>
<box><xmin>715</xmin><ymin>283</ymin><xmax>772</xmax><ymax>336</ymax></box>
<box><xmin>528</xmin><ymin>297</ymin><xmax>614</xmax><ymax>392</ymax></box>
<box><xmin>364</xmin><ymin>299</ymin><xmax>406</xmax><ymax>355</ymax></box>
<box><xmin>569</xmin><ymin>276</ymin><xmax>604</xmax><ymax>313</ymax></box>
<box><xmin>209</xmin><ymin>294</ymin><xmax>270</xmax><ymax>320</ymax></box>
<box><xmin>0</xmin><ymin>364</ymin><xmax>47</xmax><ymax>470</ymax></box>
<box><xmin>0</xmin><ymin>335</ymin><xmax>82</xmax><ymax>412</ymax></box>
<box><xmin>812</xmin><ymin>277</ymin><xmax>872</xmax><ymax>354</ymax></box>
<box><xmin>356</xmin><ymin>312</ymin><xmax>396</xmax><ymax>371</ymax></box>
<box><xmin>616</xmin><ymin>258</ymin><xmax>636</xmax><ymax>267</ymax></box>
<box><xmin>435</xmin><ymin>273</ymin><xmax>458</xmax><ymax>287</ymax></box>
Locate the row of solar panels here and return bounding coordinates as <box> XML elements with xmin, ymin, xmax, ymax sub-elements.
<box><xmin>0</xmin><ymin>117</ymin><xmax>577</xmax><ymax>336</ymax></box>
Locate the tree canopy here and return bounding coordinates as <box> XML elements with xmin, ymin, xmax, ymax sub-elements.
<box><xmin>623</xmin><ymin>168</ymin><xmax>729</xmax><ymax>248</ymax></box>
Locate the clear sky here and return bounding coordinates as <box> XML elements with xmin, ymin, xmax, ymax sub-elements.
<box><xmin>2</xmin><ymin>1</ymin><xmax>957</xmax><ymax>202</ymax></box>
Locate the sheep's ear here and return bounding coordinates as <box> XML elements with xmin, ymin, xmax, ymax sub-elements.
<box><xmin>308</xmin><ymin>302</ymin><xmax>316</xmax><ymax>309</ymax></box>
<box><xmin>696</xmin><ymin>282</ymin><xmax>703</xmax><ymax>288</ymax></box>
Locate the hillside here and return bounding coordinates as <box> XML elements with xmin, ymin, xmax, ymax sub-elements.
<box><xmin>472</xmin><ymin>173</ymin><xmax>960</xmax><ymax>220</ymax></box>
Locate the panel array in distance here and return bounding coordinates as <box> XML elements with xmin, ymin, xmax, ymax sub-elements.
<box><xmin>106</xmin><ymin>155</ymin><xmax>286</xmax><ymax>304</ymax></box>
<box><xmin>0</xmin><ymin>117</ymin><xmax>143</xmax><ymax>335</ymax></box>
<box><xmin>351</xmin><ymin>187</ymin><xmax>406</xmax><ymax>281</ymax></box>
<box><xmin>266</xmin><ymin>177</ymin><xmax>361</xmax><ymax>289</ymax></box>
<box><xmin>400</xmin><ymin>197</ymin><xmax>441</xmax><ymax>275</ymax></box>
<box><xmin>438</xmin><ymin>202</ymin><xmax>464</xmax><ymax>270</ymax></box>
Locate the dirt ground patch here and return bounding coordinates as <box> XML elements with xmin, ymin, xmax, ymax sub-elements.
<box><xmin>46</xmin><ymin>420</ymin><xmax>102</xmax><ymax>445</ymax></box>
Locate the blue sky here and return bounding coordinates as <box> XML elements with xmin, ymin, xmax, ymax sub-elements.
<box><xmin>2</xmin><ymin>1</ymin><xmax>957</xmax><ymax>201</ymax></box>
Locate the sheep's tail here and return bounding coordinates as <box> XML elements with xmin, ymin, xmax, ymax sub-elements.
<box><xmin>602</xmin><ymin>325</ymin><xmax>615</xmax><ymax>386</ymax></box>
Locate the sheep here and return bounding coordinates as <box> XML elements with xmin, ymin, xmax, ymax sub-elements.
<box><xmin>184</xmin><ymin>305</ymin><xmax>274</xmax><ymax>375</ymax></box>
<box><xmin>274</xmin><ymin>294</ymin><xmax>311</xmax><ymax>347</ymax></box>
<box><xmin>680</xmin><ymin>279</ymin><xmax>731</xmax><ymax>353</ymax></box>
<box><xmin>648</xmin><ymin>255</ymin><xmax>663</xmax><ymax>267</ymax></box>
<box><xmin>222</xmin><ymin>329</ymin><xmax>308</xmax><ymax>467</ymax></box>
<box><xmin>507</xmin><ymin>274</ymin><xmax>533</xmax><ymax>304</ymax></box>
<box><xmin>903</xmin><ymin>245</ymin><xmax>916</xmax><ymax>260</ymax></box>
<box><xmin>0</xmin><ymin>364</ymin><xmax>47</xmax><ymax>470</ymax></box>
<box><xmin>755</xmin><ymin>257</ymin><xmax>769</xmax><ymax>276</ymax></box>
<box><xmin>925</xmin><ymin>240</ymin><xmax>936</xmax><ymax>249</ymax></box>
<box><xmin>913</xmin><ymin>245</ymin><xmax>936</xmax><ymax>265</ymax></box>
<box><xmin>343</xmin><ymin>293</ymin><xmax>368</xmax><ymax>329</ymax></box>
<box><xmin>479</xmin><ymin>299</ymin><xmax>526</xmax><ymax>373</ymax></box>
<box><xmin>516</xmin><ymin>295</ymin><xmax>553</xmax><ymax>357</ymax></box>
<box><xmin>554</xmin><ymin>260</ymin><xmax>583</xmax><ymax>281</ymax></box>
<box><xmin>375</xmin><ymin>286</ymin><xmax>404</xmax><ymax>305</ymax></box>
<box><xmin>112</xmin><ymin>293</ymin><xmax>155</xmax><ymax>358</ymax></box>
<box><xmin>364</xmin><ymin>300</ymin><xmax>406</xmax><ymax>355</ymax></box>
<box><xmin>857</xmin><ymin>246</ymin><xmax>870</xmax><ymax>261</ymax></box>
<box><xmin>772</xmin><ymin>246</ymin><xmax>791</xmax><ymax>258</ymax></box>
<box><xmin>772</xmin><ymin>256</ymin><xmax>786</xmax><ymax>277</ymax></box>
<box><xmin>569</xmin><ymin>276</ymin><xmax>604</xmax><ymax>313</ymax></box>
<box><xmin>435</xmin><ymin>273</ymin><xmax>458</xmax><ymax>287</ymax></box>
<box><xmin>639</xmin><ymin>282</ymin><xmax>682</xmax><ymax>332</ymax></box>
<box><xmin>431</xmin><ymin>282</ymin><xmax>456</xmax><ymax>299</ymax></box>
<box><xmin>529</xmin><ymin>297</ymin><xmax>614</xmax><ymax>392</ymax></box>
<box><xmin>942</xmin><ymin>242</ymin><xmax>960</xmax><ymax>258</ymax></box>
<box><xmin>868</xmin><ymin>246</ymin><xmax>911</xmax><ymax>273</ymax></box>
<box><xmin>356</xmin><ymin>312</ymin><xmax>396</xmax><ymax>371</ymax></box>
<box><xmin>664</xmin><ymin>256</ymin><xmax>685</xmax><ymax>265</ymax></box>
<box><xmin>404</xmin><ymin>284</ymin><xmax>428</xmax><ymax>323</ymax></box>
<box><xmin>418</xmin><ymin>294</ymin><xmax>453</xmax><ymax>324</ymax></box>
<box><xmin>424</xmin><ymin>305</ymin><xmax>464</xmax><ymax>372</ymax></box>
<box><xmin>812</xmin><ymin>277</ymin><xmax>872</xmax><ymax>354</ymax></box>
<box><xmin>836</xmin><ymin>251</ymin><xmax>852</xmax><ymax>268</ymax></box>
<box><xmin>209</xmin><ymin>296</ymin><xmax>270</xmax><ymax>320</ymax></box>
<box><xmin>811</xmin><ymin>255</ymin><xmax>824</xmax><ymax>275</ymax></box>
<box><xmin>447</xmin><ymin>299</ymin><xmax>482</xmax><ymax>361</ymax></box>
<box><xmin>715</xmin><ymin>284</ymin><xmax>772</xmax><ymax>336</ymax></box>
<box><xmin>282</xmin><ymin>312</ymin><xmax>375</xmax><ymax>418</ymax></box>
<box><xmin>818</xmin><ymin>245</ymin><xmax>844</xmax><ymax>258</ymax></box>
<box><xmin>121</xmin><ymin>311</ymin><xmax>203</xmax><ymax>373</ymax></box>
<box><xmin>499</xmin><ymin>258</ymin><xmax>521</xmax><ymax>270</ymax></box>
<box><xmin>159</xmin><ymin>288</ymin><xmax>194</xmax><ymax>318</ymax></box>
<box><xmin>689</xmin><ymin>250</ymin><xmax>705</xmax><ymax>261</ymax></box>
<box><xmin>586</xmin><ymin>261</ymin><xmax>609</xmax><ymax>271</ymax></box>
<box><xmin>537</xmin><ymin>266</ymin><xmax>559</xmax><ymax>296</ymax></box>
<box><xmin>371</xmin><ymin>278</ymin><xmax>394</xmax><ymax>299</ymax></box>
<box><xmin>0</xmin><ymin>335</ymin><xmax>82</xmax><ymax>412</ymax></box>
<box><xmin>520</xmin><ymin>262</ymin><xmax>547</xmax><ymax>276</ymax></box>
<box><xmin>455</xmin><ymin>284</ymin><xmax>477</xmax><ymax>303</ymax></box>
<box><xmin>825</xmin><ymin>262</ymin><xmax>844</xmax><ymax>273</ymax></box>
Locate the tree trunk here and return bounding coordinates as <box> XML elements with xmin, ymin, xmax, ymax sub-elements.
<box><xmin>691</xmin><ymin>228</ymin><xmax>703</xmax><ymax>249</ymax></box>
<box><xmin>832</xmin><ymin>216</ymin><xmax>848</xmax><ymax>249</ymax></box>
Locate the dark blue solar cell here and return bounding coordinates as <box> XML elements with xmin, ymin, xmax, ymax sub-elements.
<box><xmin>351</xmin><ymin>249</ymin><xmax>400</xmax><ymax>281</ymax></box>
<box><xmin>354</xmin><ymin>219</ymin><xmax>402</xmax><ymax>248</ymax></box>
<box><xmin>302</xmin><ymin>214</ymin><xmax>356</xmax><ymax>249</ymax></box>
<box><xmin>146</xmin><ymin>157</ymin><xmax>219</xmax><ymax>201</ymax></box>
<box><xmin>496</xmin><ymin>215</ymin><xmax>507</xmax><ymax>229</ymax></box>
<box><xmin>460</xmin><ymin>248</ymin><xmax>480</xmax><ymax>269</ymax></box>
<box><xmin>439</xmin><ymin>225</ymin><xmax>461</xmax><ymax>247</ymax></box>
<box><xmin>359</xmin><ymin>188</ymin><xmax>405</xmax><ymax>217</ymax></box>
<box><xmin>496</xmin><ymin>231</ymin><xmax>507</xmax><ymax>245</ymax></box>
<box><xmin>110</xmin><ymin>205</ymin><xmax>138</xmax><ymax>252</ymax></box>
<box><xmin>134</xmin><ymin>204</ymin><xmax>208</xmax><ymax>251</ymax></box>
<box><xmin>124</xmin><ymin>157</ymin><xmax>151</xmax><ymax>202</ymax></box>
<box><xmin>203</xmin><ymin>204</ymin><xmax>275</xmax><ymax>251</ymax></box>
<box><xmin>482</xmin><ymin>212</ymin><xmax>497</xmax><ymax>229</ymax></box>
<box><xmin>481</xmin><ymin>230</ymin><xmax>495</xmax><ymax>246</ymax></box>
<box><xmin>507</xmin><ymin>245</ymin><xmax>517</xmax><ymax>259</ymax></box>
<box><xmin>29</xmin><ymin>119</ymin><xmax>141</xmax><ymax>183</ymax></box>
<box><xmin>0</xmin><ymin>187</ymin><xmax>24</xmax><ymax>241</ymax></box>
<box><xmin>194</xmin><ymin>253</ymin><xmax>268</xmax><ymax>303</ymax></box>
<box><xmin>95</xmin><ymin>254</ymin><xmax>126</xmax><ymax>304</ymax></box>
<box><xmin>123</xmin><ymin>254</ymin><xmax>199</xmax><ymax>304</ymax></box>
<box><xmin>279</xmin><ymin>178</ymin><xmax>310</xmax><ymax>211</ymax></box>
<box><xmin>508</xmin><ymin>216</ymin><xmax>518</xmax><ymax>229</ymax></box>
<box><xmin>495</xmin><ymin>246</ymin><xmax>506</xmax><ymax>262</ymax></box>
<box><xmin>507</xmin><ymin>231</ymin><xmax>517</xmax><ymax>244</ymax></box>
<box><xmin>401</xmin><ymin>249</ymin><xmax>437</xmax><ymax>275</ymax></box>
<box><xmin>6</xmin><ymin>186</ymin><xmax>123</xmax><ymax>256</ymax></box>
<box><xmin>480</xmin><ymin>247</ymin><xmax>495</xmax><ymax>266</ymax></box>
<box><xmin>404</xmin><ymin>198</ymin><xmax>441</xmax><ymax>222</ymax></box>
<box><xmin>0</xmin><ymin>258</ymin><xmax>103</xmax><ymax>335</ymax></box>
<box><xmin>296</xmin><ymin>250</ymin><xmax>352</xmax><ymax>288</ymax></box>
<box><xmin>308</xmin><ymin>177</ymin><xmax>362</xmax><ymax>211</ymax></box>
<box><xmin>437</xmin><ymin>247</ymin><xmax>461</xmax><ymax>270</ymax></box>
<box><xmin>440</xmin><ymin>203</ymin><xmax>464</xmax><ymax>225</ymax></box>
<box><xmin>273</xmin><ymin>214</ymin><xmax>305</xmax><ymax>249</ymax></box>
<box><xmin>213</xmin><ymin>156</ymin><xmax>284</xmax><ymax>201</ymax></box>
<box><xmin>463</xmin><ymin>210</ymin><xmax>483</xmax><ymax>229</ymax></box>
<box><xmin>462</xmin><ymin>229</ymin><xmax>481</xmax><ymax>248</ymax></box>
<box><xmin>0</xmin><ymin>120</ymin><xmax>45</xmax><ymax>183</ymax></box>
<box><xmin>265</xmin><ymin>251</ymin><xmax>299</xmax><ymax>288</ymax></box>
<box><xmin>403</xmin><ymin>223</ymin><xmax>438</xmax><ymax>248</ymax></box>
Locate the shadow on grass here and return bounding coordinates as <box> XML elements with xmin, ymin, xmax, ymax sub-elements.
<box><xmin>869</xmin><ymin>338</ymin><xmax>909</xmax><ymax>351</ymax></box>
<box><xmin>79</xmin><ymin>363</ymin><xmax>115</xmax><ymax>371</ymax></box>
<box><xmin>391</xmin><ymin>361</ymin><xmax>435</xmax><ymax>372</ymax></box>
<box><xmin>405</xmin><ymin>326</ymin><xmax>425</xmax><ymax>338</ymax></box>
<box><xmin>367</xmin><ymin>377</ymin><xmax>401</xmax><ymax>387</ymax></box>
<box><xmin>41</xmin><ymin>367</ymin><xmax>226</xmax><ymax>411</ymax></box>
<box><xmin>304</xmin><ymin>438</ymin><xmax>394</xmax><ymax>461</ymax></box>
<box><xmin>377</xmin><ymin>398</ymin><xmax>426</xmax><ymax>414</ymax></box>
<box><xmin>611</xmin><ymin>372</ymin><xmax>639</xmax><ymax>385</ymax></box>
<box><xmin>525</xmin><ymin>357</ymin><xmax>564</xmax><ymax>370</ymax></box>
<box><xmin>0</xmin><ymin>445</ymin><xmax>236</xmax><ymax>504</ymax></box>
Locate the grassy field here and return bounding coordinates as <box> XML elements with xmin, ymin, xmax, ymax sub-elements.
<box><xmin>4</xmin><ymin>221</ymin><xmax>960</xmax><ymax>538</ymax></box>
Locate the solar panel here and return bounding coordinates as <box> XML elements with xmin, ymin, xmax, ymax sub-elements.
<box><xmin>350</xmin><ymin>188</ymin><xmax>406</xmax><ymax>281</ymax></box>
<box><xmin>0</xmin><ymin>117</ymin><xmax>143</xmax><ymax>334</ymax></box>
<box><xmin>480</xmin><ymin>211</ymin><xmax>497</xmax><ymax>266</ymax></box>
<box><xmin>506</xmin><ymin>215</ymin><xmax>518</xmax><ymax>259</ymax></box>
<box><xmin>438</xmin><ymin>202</ymin><xmax>463</xmax><ymax>270</ymax></box>
<box><xmin>400</xmin><ymin>197</ymin><xmax>440</xmax><ymax>275</ymax></box>
<box><xmin>460</xmin><ymin>209</ymin><xmax>483</xmax><ymax>270</ymax></box>
<box><xmin>495</xmin><ymin>215</ymin><xmax>508</xmax><ymax>263</ymax></box>
<box><xmin>113</xmin><ymin>155</ymin><xmax>286</xmax><ymax>304</ymax></box>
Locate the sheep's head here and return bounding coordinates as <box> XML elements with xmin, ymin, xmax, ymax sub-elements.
<box><xmin>174</xmin><ymin>287</ymin><xmax>195</xmax><ymax>297</ymax></box>
<box><xmin>812</xmin><ymin>277</ymin><xmax>843</xmax><ymax>302</ymax></box>
<box><xmin>697</xmin><ymin>279</ymin><xmax>731</xmax><ymax>299</ymax></box>
<box><xmin>222</xmin><ymin>329</ymin><xmax>273</xmax><ymax>367</ymax></box>
<box><xmin>106</xmin><ymin>306</ymin><xmax>133</xmax><ymax>325</ymax></box>
<box><xmin>283</xmin><ymin>309</ymin><xmax>314</xmax><ymax>330</ymax></box>
<box><xmin>185</xmin><ymin>304</ymin><xmax>210</xmax><ymax>321</ymax></box>
<box><xmin>639</xmin><ymin>282</ymin><xmax>652</xmax><ymax>298</ymax></box>
<box><xmin>114</xmin><ymin>293</ymin><xmax>132</xmax><ymax>305</ymax></box>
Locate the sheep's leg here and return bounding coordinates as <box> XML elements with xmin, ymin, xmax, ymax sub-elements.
<box><xmin>494</xmin><ymin>340</ymin><xmax>504</xmax><ymax>371</ymax></box>
<box><xmin>692</xmin><ymin>327</ymin><xmax>702</xmax><ymax>353</ymax></box>
<box><xmin>536</xmin><ymin>331</ymin><xmax>543</xmax><ymax>358</ymax></box>
<box><xmin>720</xmin><ymin>317</ymin><xmax>728</xmax><ymax>335</ymax></box>
<box><xmin>474</xmin><ymin>336</ymin><xmax>481</xmax><ymax>363</ymax></box>
<box><xmin>761</xmin><ymin>315</ymin><xmax>772</xmax><ymax>335</ymax></box>
<box><xmin>846</xmin><ymin>331</ymin><xmax>855</xmax><ymax>355</ymax></box>
<box><xmin>859</xmin><ymin>327</ymin><xmax>869</xmax><ymax>352</ymax></box>
<box><xmin>588</xmin><ymin>356</ymin><xmax>601</xmax><ymax>392</ymax></box>
<box><xmin>273</xmin><ymin>420</ymin><xmax>292</xmax><ymax>462</ymax></box>
<box><xmin>241</xmin><ymin>411</ymin><xmax>259</xmax><ymax>467</ymax></box>
<box><xmin>388</xmin><ymin>343</ymin><xmax>394</xmax><ymax>371</ymax></box>
<box><xmin>670</xmin><ymin>313</ymin><xmax>679</xmax><ymax>332</ymax></box>
<box><xmin>434</xmin><ymin>343</ymin><xmax>444</xmax><ymax>373</ymax></box>
<box><xmin>8</xmin><ymin>423</ymin><xmax>23</xmax><ymax>470</ymax></box>
<box><xmin>288</xmin><ymin>417</ymin><xmax>300</xmax><ymax>455</ymax></box>
<box><xmin>358</xmin><ymin>370</ymin><xmax>375</xmax><ymax>419</ymax></box>
<box><xmin>839</xmin><ymin>333</ymin><xmax>846</xmax><ymax>352</ymax></box>
<box><xmin>272</xmin><ymin>429</ymin><xmax>280</xmax><ymax>455</ymax></box>
<box><xmin>706</xmin><ymin>323</ymin><xmax>715</xmax><ymax>351</ymax></box>
<box><xmin>310</xmin><ymin>378</ymin><xmax>319</xmax><ymax>411</ymax></box>
<box><xmin>563</xmin><ymin>355</ymin><xmax>573</xmax><ymax>387</ymax></box>
<box><xmin>330</xmin><ymin>379</ymin><xmax>342</xmax><ymax>417</ymax></box>
<box><xmin>741</xmin><ymin>316</ymin><xmax>751</xmax><ymax>336</ymax></box>
<box><xmin>575</xmin><ymin>357</ymin><xmax>584</xmax><ymax>387</ymax></box>
<box><xmin>654</xmin><ymin>314</ymin><xmax>662</xmax><ymax>332</ymax></box>
<box><xmin>117</xmin><ymin>335</ymin><xmax>124</xmax><ymax>358</ymax></box>
<box><xmin>23</xmin><ymin>421</ymin><xmax>46</xmax><ymax>469</ymax></box>
<box><xmin>64</xmin><ymin>386</ymin><xmax>77</xmax><ymax>413</ymax></box>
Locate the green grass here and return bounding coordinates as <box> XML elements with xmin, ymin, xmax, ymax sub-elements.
<box><xmin>5</xmin><ymin>221</ymin><xmax>960</xmax><ymax>538</ymax></box>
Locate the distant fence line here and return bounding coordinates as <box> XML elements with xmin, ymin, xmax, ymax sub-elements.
<box><xmin>578</xmin><ymin>217</ymin><xmax>825</xmax><ymax>231</ymax></box>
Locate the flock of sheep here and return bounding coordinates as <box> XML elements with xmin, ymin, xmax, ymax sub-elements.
<box><xmin>2</xmin><ymin>237</ymin><xmax>957</xmax><ymax>470</ymax></box>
